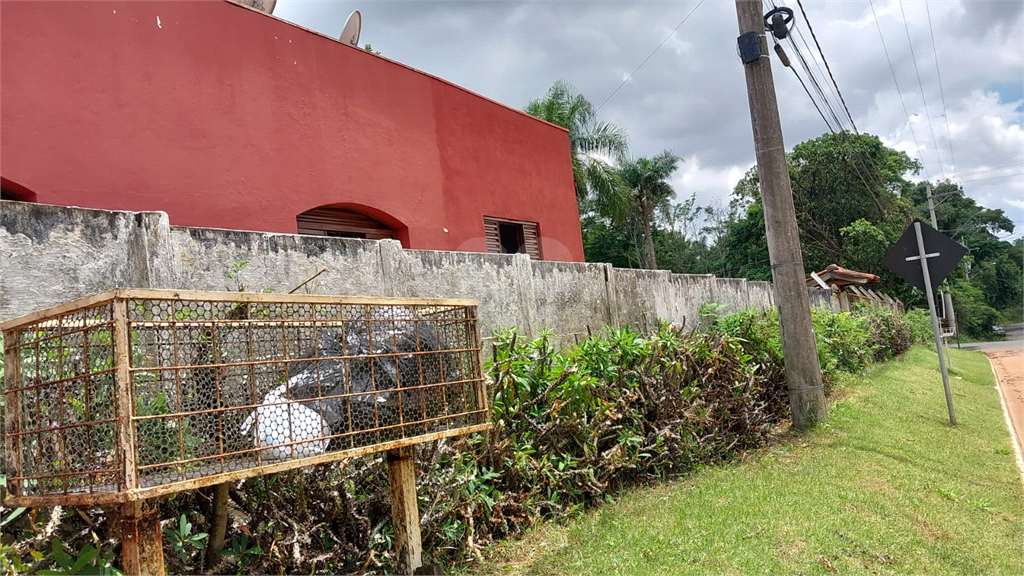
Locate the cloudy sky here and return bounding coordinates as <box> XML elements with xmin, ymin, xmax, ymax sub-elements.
<box><xmin>274</xmin><ymin>0</ymin><xmax>1023</xmax><ymax>242</ymax></box>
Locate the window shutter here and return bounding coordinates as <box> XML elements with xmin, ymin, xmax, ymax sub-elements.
<box><xmin>523</xmin><ymin>223</ymin><xmax>541</xmax><ymax>259</ymax></box>
<box><xmin>297</xmin><ymin>207</ymin><xmax>396</xmax><ymax>240</ymax></box>
<box><xmin>483</xmin><ymin>218</ymin><xmax>502</xmax><ymax>253</ymax></box>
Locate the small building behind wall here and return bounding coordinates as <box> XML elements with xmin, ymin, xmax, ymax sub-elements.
<box><xmin>806</xmin><ymin>264</ymin><xmax>903</xmax><ymax>313</ymax></box>
<box><xmin>0</xmin><ymin>0</ymin><xmax>584</xmax><ymax>261</ymax></box>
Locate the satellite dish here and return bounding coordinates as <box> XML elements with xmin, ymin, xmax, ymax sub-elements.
<box><xmin>339</xmin><ymin>10</ymin><xmax>361</xmax><ymax>46</ymax></box>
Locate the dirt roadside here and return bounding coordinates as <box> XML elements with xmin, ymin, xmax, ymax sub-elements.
<box><xmin>988</xmin><ymin>347</ymin><xmax>1024</xmax><ymax>463</ymax></box>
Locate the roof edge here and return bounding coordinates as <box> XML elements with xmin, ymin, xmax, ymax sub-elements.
<box><xmin>222</xmin><ymin>0</ymin><xmax>569</xmax><ymax>135</ymax></box>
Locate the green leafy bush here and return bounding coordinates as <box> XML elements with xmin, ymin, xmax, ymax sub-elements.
<box><xmin>163</xmin><ymin>514</ymin><xmax>208</xmax><ymax>565</ymax></box>
<box><xmin>37</xmin><ymin>540</ymin><xmax>121</xmax><ymax>576</ymax></box>
<box><xmin>903</xmin><ymin>308</ymin><xmax>934</xmax><ymax>344</ymax></box>
<box><xmin>714</xmin><ymin>304</ymin><xmax>913</xmax><ymax>382</ymax></box>
<box><xmin>855</xmin><ymin>304</ymin><xmax>912</xmax><ymax>360</ymax></box>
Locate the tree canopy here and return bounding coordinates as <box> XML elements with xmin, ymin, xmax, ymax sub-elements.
<box><xmin>524</xmin><ymin>82</ymin><xmax>1021</xmax><ymax>336</ymax></box>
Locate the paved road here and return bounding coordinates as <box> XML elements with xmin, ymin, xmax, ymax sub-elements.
<box><xmin>959</xmin><ymin>323</ymin><xmax>1023</xmax><ymax>353</ymax></box>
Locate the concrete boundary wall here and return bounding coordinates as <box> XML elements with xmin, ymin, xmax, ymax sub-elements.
<box><xmin>2</xmin><ymin>202</ymin><xmax>779</xmax><ymax>340</ymax></box>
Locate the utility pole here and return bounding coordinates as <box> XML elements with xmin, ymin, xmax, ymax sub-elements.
<box><xmin>927</xmin><ymin>183</ymin><xmax>955</xmax><ymax>358</ymax></box>
<box><xmin>735</xmin><ymin>0</ymin><xmax>827</xmax><ymax>429</ymax></box>
<box><xmin>926</xmin><ymin>183</ymin><xmax>938</xmax><ymax>229</ymax></box>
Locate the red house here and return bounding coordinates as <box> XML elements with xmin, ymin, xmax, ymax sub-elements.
<box><xmin>0</xmin><ymin>0</ymin><xmax>585</xmax><ymax>261</ymax></box>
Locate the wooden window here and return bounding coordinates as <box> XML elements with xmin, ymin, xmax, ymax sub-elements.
<box><xmin>297</xmin><ymin>206</ymin><xmax>396</xmax><ymax>240</ymax></box>
<box><xmin>483</xmin><ymin>217</ymin><xmax>541</xmax><ymax>259</ymax></box>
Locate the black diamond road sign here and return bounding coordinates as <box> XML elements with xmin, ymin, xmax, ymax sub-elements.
<box><xmin>883</xmin><ymin>220</ymin><xmax>968</xmax><ymax>293</ymax></box>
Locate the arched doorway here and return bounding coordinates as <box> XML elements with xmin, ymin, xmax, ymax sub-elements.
<box><xmin>296</xmin><ymin>206</ymin><xmax>397</xmax><ymax>240</ymax></box>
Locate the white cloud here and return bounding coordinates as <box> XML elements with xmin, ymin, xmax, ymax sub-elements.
<box><xmin>274</xmin><ymin>0</ymin><xmax>1024</xmax><ymax>235</ymax></box>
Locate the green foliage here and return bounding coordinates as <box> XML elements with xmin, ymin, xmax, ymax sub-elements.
<box><xmin>0</xmin><ymin>475</ymin><xmax>27</xmax><ymax>529</ymax></box>
<box><xmin>481</xmin><ymin>323</ymin><xmax>791</xmax><ymax>537</ymax></box>
<box><xmin>700</xmin><ymin>133</ymin><xmax>1019</xmax><ymax>339</ymax></box>
<box><xmin>949</xmin><ymin>278</ymin><xmax>1004</xmax><ymax>338</ymax></box>
<box><xmin>614</xmin><ymin>151</ymin><xmax>683</xmax><ymax>269</ymax></box>
<box><xmin>218</xmin><ymin>533</ymin><xmax>264</xmax><ymax>572</ymax></box>
<box><xmin>713</xmin><ymin>304</ymin><xmax>913</xmax><ymax>383</ymax></box>
<box><xmin>0</xmin><ymin>544</ymin><xmax>31</xmax><ymax>576</ymax></box>
<box><xmin>163</xmin><ymin>514</ymin><xmax>208</xmax><ymax>564</ymax></box>
<box><xmin>507</xmin><ymin>346</ymin><xmax>1023</xmax><ymax>576</ymax></box>
<box><xmin>855</xmin><ymin>303</ymin><xmax>912</xmax><ymax>361</ymax></box>
<box><xmin>523</xmin><ymin>80</ymin><xmax>629</xmax><ymax>204</ymax></box>
<box><xmin>903</xmin><ymin>308</ymin><xmax>933</xmax><ymax>344</ymax></box>
<box><xmin>36</xmin><ymin>540</ymin><xmax>121</xmax><ymax>576</ymax></box>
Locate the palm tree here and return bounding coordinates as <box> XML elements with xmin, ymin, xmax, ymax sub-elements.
<box><xmin>618</xmin><ymin>151</ymin><xmax>683</xmax><ymax>270</ymax></box>
<box><xmin>524</xmin><ymin>81</ymin><xmax>630</xmax><ymax>207</ymax></box>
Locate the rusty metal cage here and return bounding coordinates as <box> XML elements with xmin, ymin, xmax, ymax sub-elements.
<box><xmin>2</xmin><ymin>289</ymin><xmax>489</xmax><ymax>506</ymax></box>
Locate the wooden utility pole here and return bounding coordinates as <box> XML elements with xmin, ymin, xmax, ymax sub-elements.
<box><xmin>735</xmin><ymin>0</ymin><xmax>827</xmax><ymax>429</ymax></box>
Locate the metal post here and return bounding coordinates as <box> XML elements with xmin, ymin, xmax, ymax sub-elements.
<box><xmin>926</xmin><ymin>183</ymin><xmax>950</xmax><ymax>359</ymax></box>
<box><xmin>913</xmin><ymin>221</ymin><xmax>957</xmax><ymax>424</ymax></box>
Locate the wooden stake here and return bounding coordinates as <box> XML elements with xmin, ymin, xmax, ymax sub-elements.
<box><xmin>121</xmin><ymin>501</ymin><xmax>165</xmax><ymax>576</ymax></box>
<box><xmin>386</xmin><ymin>446</ymin><xmax>422</xmax><ymax>575</ymax></box>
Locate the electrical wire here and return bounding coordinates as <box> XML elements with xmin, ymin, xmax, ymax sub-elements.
<box><xmin>794</xmin><ymin>0</ymin><xmax>858</xmax><ymax>132</ymax></box>
<box><xmin>775</xmin><ymin>0</ymin><xmax>904</xmax><ymax>212</ymax></box>
<box><xmin>958</xmin><ymin>171</ymin><xmax>1024</xmax><ymax>184</ymax></box>
<box><xmin>924</xmin><ymin>0</ymin><xmax>958</xmax><ymax>178</ymax></box>
<box><xmin>949</xmin><ymin>164</ymin><xmax>1024</xmax><ymax>179</ymax></box>
<box><xmin>769</xmin><ymin>4</ymin><xmax>896</xmax><ymax>215</ymax></box>
<box><xmin>898</xmin><ymin>0</ymin><xmax>945</xmax><ymax>177</ymax></box>
<box><xmin>594</xmin><ymin>0</ymin><xmax>706</xmax><ymax>113</ymax></box>
<box><xmin>868</xmin><ymin>0</ymin><xmax>931</xmax><ymax>181</ymax></box>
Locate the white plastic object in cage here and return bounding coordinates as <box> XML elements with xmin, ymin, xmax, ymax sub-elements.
<box><xmin>240</xmin><ymin>380</ymin><xmax>330</xmax><ymax>461</ymax></box>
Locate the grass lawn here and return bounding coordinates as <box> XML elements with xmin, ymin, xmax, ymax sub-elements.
<box><xmin>482</xmin><ymin>346</ymin><xmax>1023</xmax><ymax>575</ymax></box>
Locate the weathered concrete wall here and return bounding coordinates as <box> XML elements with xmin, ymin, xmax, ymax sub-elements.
<box><xmin>531</xmin><ymin>261</ymin><xmax>613</xmax><ymax>343</ymax></box>
<box><xmin>0</xmin><ymin>202</ymin><xmax>173</xmax><ymax>316</ymax></box>
<box><xmin>713</xmin><ymin>278</ymin><xmax>750</xmax><ymax>313</ymax></box>
<box><xmin>2</xmin><ymin>202</ymin><xmax>783</xmax><ymax>340</ymax></box>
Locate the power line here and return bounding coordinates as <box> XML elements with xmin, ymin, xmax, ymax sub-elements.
<box><xmin>782</xmin><ymin>46</ymin><xmax>838</xmax><ymax>132</ymax></box>
<box><xmin>594</xmin><ymin>0</ymin><xmax>706</xmax><ymax>113</ymax></box>
<box><xmin>868</xmin><ymin>0</ymin><xmax>931</xmax><ymax>180</ymax></box>
<box><xmin>776</xmin><ymin>2</ymin><xmax>899</xmax><ymax>215</ymax></box>
<box><xmin>949</xmin><ymin>163</ymin><xmax>1024</xmax><ymax>179</ymax></box>
<box><xmin>794</xmin><ymin>0</ymin><xmax>858</xmax><ymax>131</ymax></box>
<box><xmin>959</xmin><ymin>171</ymin><xmax>1024</xmax><ymax>184</ymax></box>
<box><xmin>772</xmin><ymin>0</ymin><xmax>849</xmax><ymax>129</ymax></box>
<box><xmin>898</xmin><ymin>0</ymin><xmax>945</xmax><ymax>177</ymax></box>
<box><xmin>924</xmin><ymin>0</ymin><xmax>958</xmax><ymax>177</ymax></box>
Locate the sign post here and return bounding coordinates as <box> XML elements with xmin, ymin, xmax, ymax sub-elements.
<box><xmin>883</xmin><ymin>220</ymin><xmax>968</xmax><ymax>425</ymax></box>
<box><xmin>907</xmin><ymin>221</ymin><xmax>956</xmax><ymax>424</ymax></box>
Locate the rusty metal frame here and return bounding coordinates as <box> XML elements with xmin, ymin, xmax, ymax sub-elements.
<box><xmin>2</xmin><ymin>289</ymin><xmax>491</xmax><ymax>508</ymax></box>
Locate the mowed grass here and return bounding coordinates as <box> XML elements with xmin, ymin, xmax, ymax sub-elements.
<box><xmin>483</xmin><ymin>346</ymin><xmax>1023</xmax><ymax>575</ymax></box>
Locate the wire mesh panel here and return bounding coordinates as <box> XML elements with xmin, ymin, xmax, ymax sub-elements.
<box><xmin>2</xmin><ymin>290</ymin><xmax>489</xmax><ymax>506</ymax></box>
<box><xmin>2</xmin><ymin>296</ymin><xmax>122</xmax><ymax>504</ymax></box>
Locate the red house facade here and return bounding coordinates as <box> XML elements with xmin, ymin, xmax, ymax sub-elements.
<box><xmin>0</xmin><ymin>0</ymin><xmax>585</xmax><ymax>261</ymax></box>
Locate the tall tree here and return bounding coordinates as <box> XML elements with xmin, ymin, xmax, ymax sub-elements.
<box><xmin>524</xmin><ymin>81</ymin><xmax>630</xmax><ymax>207</ymax></box>
<box><xmin>706</xmin><ymin>131</ymin><xmax>1022</xmax><ymax>335</ymax></box>
<box><xmin>617</xmin><ymin>151</ymin><xmax>682</xmax><ymax>269</ymax></box>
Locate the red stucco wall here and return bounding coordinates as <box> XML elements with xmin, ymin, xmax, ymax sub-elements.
<box><xmin>0</xmin><ymin>0</ymin><xmax>584</xmax><ymax>261</ymax></box>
